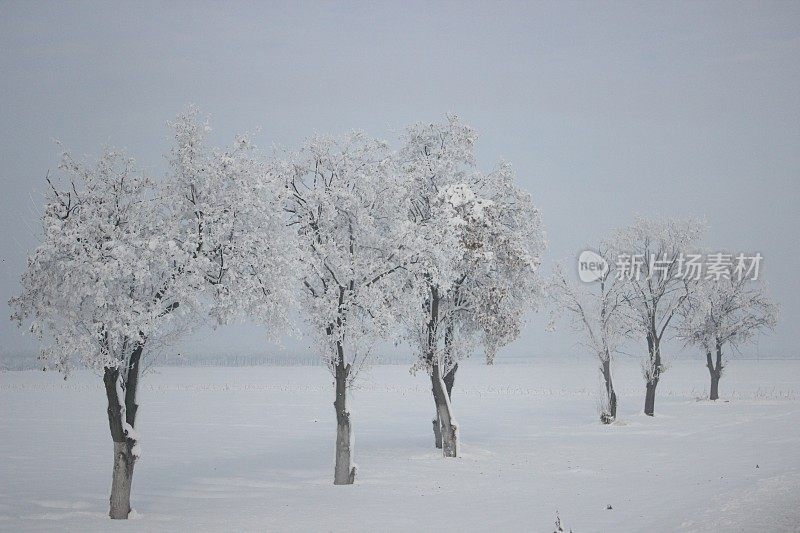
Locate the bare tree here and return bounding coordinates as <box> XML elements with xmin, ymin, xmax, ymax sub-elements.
<box><xmin>678</xmin><ymin>274</ymin><xmax>778</xmax><ymax>400</ymax></box>
<box><xmin>610</xmin><ymin>216</ymin><xmax>705</xmax><ymax>416</ymax></box>
<box><xmin>549</xmin><ymin>246</ymin><xmax>630</xmax><ymax>423</ymax></box>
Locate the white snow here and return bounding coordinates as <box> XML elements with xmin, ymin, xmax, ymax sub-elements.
<box><xmin>1</xmin><ymin>358</ymin><xmax>799</xmax><ymax>531</ymax></box>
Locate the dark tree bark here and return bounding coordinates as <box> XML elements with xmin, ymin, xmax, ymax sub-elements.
<box><xmin>600</xmin><ymin>355</ymin><xmax>617</xmax><ymax>424</ymax></box>
<box><xmin>103</xmin><ymin>342</ymin><xmax>143</xmax><ymax>519</ymax></box>
<box><xmin>432</xmin><ymin>417</ymin><xmax>442</xmax><ymax>449</ymax></box>
<box><xmin>443</xmin><ymin>362</ymin><xmax>457</xmax><ymax>398</ymax></box>
<box><xmin>643</xmin><ymin>331</ymin><xmax>662</xmax><ymax>416</ymax></box>
<box><xmin>644</xmin><ymin>381</ymin><xmax>656</xmax><ymax>416</ymax></box>
<box><xmin>706</xmin><ymin>340</ymin><xmax>724</xmax><ymax>401</ymax></box>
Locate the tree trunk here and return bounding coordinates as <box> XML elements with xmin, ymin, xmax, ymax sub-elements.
<box><xmin>432</xmin><ymin>417</ymin><xmax>442</xmax><ymax>449</ymax></box>
<box><xmin>431</xmin><ymin>364</ymin><xmax>458</xmax><ymax>458</ymax></box>
<box><xmin>433</xmin><ymin>363</ymin><xmax>458</xmax><ymax>448</ymax></box>
<box><xmin>443</xmin><ymin>362</ymin><xmax>457</xmax><ymax>398</ymax></box>
<box><xmin>710</xmin><ymin>372</ymin><xmax>720</xmax><ymax>401</ymax></box>
<box><xmin>600</xmin><ymin>355</ymin><xmax>616</xmax><ymax>424</ymax></box>
<box><xmin>643</xmin><ymin>333</ymin><xmax>661</xmax><ymax>416</ymax></box>
<box><xmin>431</xmin><ymin>318</ymin><xmax>455</xmax><ymax>449</ymax></box>
<box><xmin>707</xmin><ymin>342</ymin><xmax>724</xmax><ymax>401</ymax></box>
<box><xmin>333</xmin><ymin>355</ymin><xmax>355</xmax><ymax>485</ymax></box>
<box><xmin>109</xmin><ymin>442</ymin><xmax>135</xmax><ymax>519</ymax></box>
<box><xmin>423</xmin><ymin>286</ymin><xmax>458</xmax><ymax>457</ymax></box>
<box><xmin>102</xmin><ymin>342</ymin><xmax>143</xmax><ymax>519</ymax></box>
<box><xmin>644</xmin><ymin>380</ymin><xmax>657</xmax><ymax>416</ymax></box>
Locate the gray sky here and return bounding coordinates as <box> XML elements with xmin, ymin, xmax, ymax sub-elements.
<box><xmin>1</xmin><ymin>0</ymin><xmax>798</xmax><ymax>362</ymax></box>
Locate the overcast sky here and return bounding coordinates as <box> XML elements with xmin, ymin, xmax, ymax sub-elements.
<box><xmin>1</xmin><ymin>0</ymin><xmax>798</xmax><ymax>363</ymax></box>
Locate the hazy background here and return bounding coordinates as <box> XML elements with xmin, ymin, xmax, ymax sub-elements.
<box><xmin>1</xmin><ymin>0</ymin><xmax>798</xmax><ymax>366</ymax></box>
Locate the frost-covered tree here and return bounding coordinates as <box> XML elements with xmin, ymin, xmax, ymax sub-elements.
<box><xmin>398</xmin><ymin>117</ymin><xmax>477</xmax><ymax>456</ymax></box>
<box><xmin>678</xmin><ymin>275</ymin><xmax>778</xmax><ymax>400</ymax></box>
<box><xmin>610</xmin><ymin>216</ymin><xmax>705</xmax><ymax>416</ymax></box>
<box><xmin>549</xmin><ymin>246</ymin><xmax>629</xmax><ymax>423</ymax></box>
<box><xmin>167</xmin><ymin>107</ymin><xmax>296</xmax><ymax>330</ymax></box>
<box><xmin>9</xmin><ymin>109</ymin><xmax>294</xmax><ymax>519</ymax></box>
<box><xmin>9</xmin><ymin>149</ymin><xmax>200</xmax><ymax>519</ymax></box>
<box><xmin>279</xmin><ymin>133</ymin><xmax>409</xmax><ymax>484</ymax></box>
<box><xmin>398</xmin><ymin>117</ymin><xmax>545</xmax><ymax>456</ymax></box>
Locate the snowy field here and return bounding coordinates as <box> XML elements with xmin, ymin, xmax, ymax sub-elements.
<box><xmin>1</xmin><ymin>358</ymin><xmax>799</xmax><ymax>532</ymax></box>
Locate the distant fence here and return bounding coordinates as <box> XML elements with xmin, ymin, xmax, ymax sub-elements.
<box><xmin>0</xmin><ymin>352</ymin><xmax>417</xmax><ymax>371</ymax></box>
<box><xmin>2</xmin><ymin>351</ymin><xmax>797</xmax><ymax>371</ymax></box>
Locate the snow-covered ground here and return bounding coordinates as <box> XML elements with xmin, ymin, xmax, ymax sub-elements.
<box><xmin>1</xmin><ymin>358</ymin><xmax>799</xmax><ymax>532</ymax></box>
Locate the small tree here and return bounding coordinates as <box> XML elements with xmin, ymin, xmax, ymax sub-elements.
<box><xmin>678</xmin><ymin>274</ymin><xmax>778</xmax><ymax>400</ymax></box>
<box><xmin>549</xmin><ymin>246</ymin><xmax>629</xmax><ymax>423</ymax></box>
<box><xmin>280</xmin><ymin>133</ymin><xmax>409</xmax><ymax>484</ymax></box>
<box><xmin>399</xmin><ymin>117</ymin><xmax>545</xmax><ymax>455</ymax></box>
<box><xmin>611</xmin><ymin>216</ymin><xmax>705</xmax><ymax>416</ymax></box>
